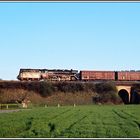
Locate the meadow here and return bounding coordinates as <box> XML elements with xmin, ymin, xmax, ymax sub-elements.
<box><xmin>0</xmin><ymin>105</ymin><xmax>140</xmax><ymax>138</ymax></box>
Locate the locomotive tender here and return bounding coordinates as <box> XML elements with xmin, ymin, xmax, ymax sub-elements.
<box><xmin>17</xmin><ymin>68</ymin><xmax>140</xmax><ymax>81</ymax></box>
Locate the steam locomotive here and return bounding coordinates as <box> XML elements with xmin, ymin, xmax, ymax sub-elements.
<box><xmin>17</xmin><ymin>68</ymin><xmax>140</xmax><ymax>81</ymax></box>
<box><xmin>17</xmin><ymin>69</ymin><xmax>79</xmax><ymax>81</ymax></box>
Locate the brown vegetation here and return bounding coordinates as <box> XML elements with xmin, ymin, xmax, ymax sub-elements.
<box><xmin>0</xmin><ymin>81</ymin><xmax>122</xmax><ymax>105</ymax></box>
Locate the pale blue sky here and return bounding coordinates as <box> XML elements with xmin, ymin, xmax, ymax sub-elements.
<box><xmin>0</xmin><ymin>2</ymin><xmax>140</xmax><ymax>80</ymax></box>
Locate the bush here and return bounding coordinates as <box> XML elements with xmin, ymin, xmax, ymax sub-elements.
<box><xmin>54</xmin><ymin>82</ymin><xmax>96</xmax><ymax>93</ymax></box>
<box><xmin>95</xmin><ymin>82</ymin><xmax>117</xmax><ymax>94</ymax></box>
<box><xmin>55</xmin><ymin>82</ymin><xmax>84</xmax><ymax>93</ymax></box>
<box><xmin>93</xmin><ymin>82</ymin><xmax>122</xmax><ymax>104</ymax></box>
<box><xmin>39</xmin><ymin>82</ymin><xmax>55</xmax><ymax>97</ymax></box>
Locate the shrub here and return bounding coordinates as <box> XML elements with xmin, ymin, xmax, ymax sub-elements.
<box><xmin>39</xmin><ymin>82</ymin><xmax>55</xmax><ymax>97</ymax></box>
<box><xmin>95</xmin><ymin>82</ymin><xmax>117</xmax><ymax>94</ymax></box>
<box><xmin>56</xmin><ymin>82</ymin><xmax>84</xmax><ymax>93</ymax></box>
<box><xmin>55</xmin><ymin>82</ymin><xmax>96</xmax><ymax>93</ymax></box>
<box><xmin>94</xmin><ymin>82</ymin><xmax>122</xmax><ymax>104</ymax></box>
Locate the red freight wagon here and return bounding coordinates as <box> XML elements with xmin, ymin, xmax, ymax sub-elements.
<box><xmin>117</xmin><ymin>71</ymin><xmax>140</xmax><ymax>81</ymax></box>
<box><xmin>80</xmin><ymin>71</ymin><xmax>115</xmax><ymax>81</ymax></box>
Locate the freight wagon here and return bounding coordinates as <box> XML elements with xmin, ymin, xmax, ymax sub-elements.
<box><xmin>117</xmin><ymin>71</ymin><xmax>140</xmax><ymax>81</ymax></box>
<box><xmin>80</xmin><ymin>71</ymin><xmax>115</xmax><ymax>81</ymax></box>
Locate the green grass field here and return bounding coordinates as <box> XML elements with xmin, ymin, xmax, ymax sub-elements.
<box><xmin>0</xmin><ymin>105</ymin><xmax>140</xmax><ymax>138</ymax></box>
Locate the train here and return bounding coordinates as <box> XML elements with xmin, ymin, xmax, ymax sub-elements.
<box><xmin>17</xmin><ymin>68</ymin><xmax>140</xmax><ymax>81</ymax></box>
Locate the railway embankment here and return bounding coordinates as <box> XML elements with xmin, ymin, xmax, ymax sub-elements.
<box><xmin>0</xmin><ymin>81</ymin><xmax>135</xmax><ymax>105</ymax></box>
